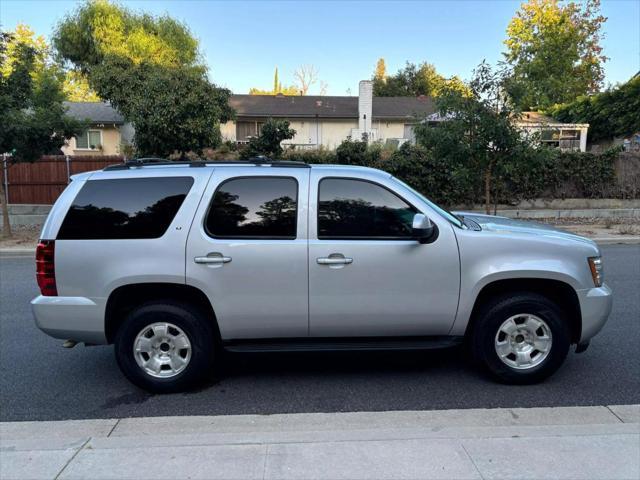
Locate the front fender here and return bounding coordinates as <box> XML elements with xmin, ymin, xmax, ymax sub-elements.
<box><xmin>449</xmin><ymin>228</ymin><xmax>596</xmax><ymax>336</ymax></box>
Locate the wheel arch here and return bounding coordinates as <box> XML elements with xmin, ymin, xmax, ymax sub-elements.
<box><xmin>105</xmin><ymin>283</ymin><xmax>221</xmax><ymax>344</ymax></box>
<box><xmin>464</xmin><ymin>278</ymin><xmax>582</xmax><ymax>344</ymax></box>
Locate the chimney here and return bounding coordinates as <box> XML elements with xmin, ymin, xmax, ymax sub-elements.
<box><xmin>358</xmin><ymin>80</ymin><xmax>373</xmax><ymax>133</ymax></box>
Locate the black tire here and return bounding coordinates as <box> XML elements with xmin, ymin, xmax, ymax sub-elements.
<box><xmin>471</xmin><ymin>292</ymin><xmax>570</xmax><ymax>384</ymax></box>
<box><xmin>114</xmin><ymin>301</ymin><xmax>215</xmax><ymax>393</ymax></box>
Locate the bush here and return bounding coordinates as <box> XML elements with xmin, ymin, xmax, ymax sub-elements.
<box><xmin>378</xmin><ymin>143</ymin><xmax>475</xmax><ymax>206</ymax></box>
<box><xmin>282</xmin><ymin>146</ymin><xmax>336</xmax><ymax>164</ymax></box>
<box><xmin>280</xmin><ymin>139</ymin><xmax>630</xmax><ymax>206</ymax></box>
<box><xmin>240</xmin><ymin>119</ymin><xmax>296</xmax><ymax>159</ymax></box>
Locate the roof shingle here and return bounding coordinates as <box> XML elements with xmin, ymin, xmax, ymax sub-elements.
<box><xmin>63</xmin><ymin>101</ymin><xmax>125</xmax><ymax>124</ymax></box>
<box><xmin>229</xmin><ymin>94</ymin><xmax>435</xmax><ymax>120</ymax></box>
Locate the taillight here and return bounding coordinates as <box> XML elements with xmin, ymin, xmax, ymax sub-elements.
<box><xmin>36</xmin><ymin>240</ymin><xmax>57</xmax><ymax>296</ymax></box>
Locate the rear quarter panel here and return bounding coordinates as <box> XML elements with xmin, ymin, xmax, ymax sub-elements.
<box><xmin>52</xmin><ymin>168</ymin><xmax>213</xmax><ymax>301</ymax></box>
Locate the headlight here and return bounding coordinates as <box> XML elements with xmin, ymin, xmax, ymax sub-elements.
<box><xmin>588</xmin><ymin>256</ymin><xmax>603</xmax><ymax>287</ymax></box>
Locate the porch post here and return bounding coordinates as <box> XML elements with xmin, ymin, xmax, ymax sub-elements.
<box><xmin>580</xmin><ymin>127</ymin><xmax>588</xmax><ymax>152</ymax></box>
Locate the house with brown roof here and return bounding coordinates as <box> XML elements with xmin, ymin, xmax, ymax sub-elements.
<box><xmin>63</xmin><ymin>84</ymin><xmax>588</xmax><ymax>155</ymax></box>
<box><xmin>221</xmin><ymin>81</ymin><xmax>435</xmax><ymax>149</ymax></box>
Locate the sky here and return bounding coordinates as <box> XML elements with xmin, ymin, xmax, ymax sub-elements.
<box><xmin>1</xmin><ymin>0</ymin><xmax>639</xmax><ymax>95</ymax></box>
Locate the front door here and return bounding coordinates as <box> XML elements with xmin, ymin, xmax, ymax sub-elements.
<box><xmin>308</xmin><ymin>172</ymin><xmax>460</xmax><ymax>337</ymax></box>
<box><xmin>186</xmin><ymin>168</ymin><xmax>310</xmax><ymax>339</ymax></box>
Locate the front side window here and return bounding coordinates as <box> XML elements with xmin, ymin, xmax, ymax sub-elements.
<box><xmin>318</xmin><ymin>178</ymin><xmax>416</xmax><ymax>239</ymax></box>
<box><xmin>57</xmin><ymin>177</ymin><xmax>193</xmax><ymax>239</ymax></box>
<box><xmin>75</xmin><ymin>130</ymin><xmax>102</xmax><ymax>150</ymax></box>
<box><xmin>206</xmin><ymin>177</ymin><xmax>297</xmax><ymax>238</ymax></box>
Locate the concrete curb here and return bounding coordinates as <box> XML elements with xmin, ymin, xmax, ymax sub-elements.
<box><xmin>591</xmin><ymin>236</ymin><xmax>640</xmax><ymax>244</ymax></box>
<box><xmin>1</xmin><ymin>405</ymin><xmax>638</xmax><ymax>480</ymax></box>
<box><xmin>0</xmin><ymin>248</ymin><xmax>35</xmax><ymax>256</ymax></box>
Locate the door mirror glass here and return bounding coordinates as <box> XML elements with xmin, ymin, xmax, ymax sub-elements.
<box><xmin>412</xmin><ymin>213</ymin><xmax>436</xmax><ymax>243</ymax></box>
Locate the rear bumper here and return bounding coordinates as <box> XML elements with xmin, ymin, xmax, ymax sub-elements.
<box><xmin>31</xmin><ymin>295</ymin><xmax>108</xmax><ymax>344</ymax></box>
<box><xmin>577</xmin><ymin>283</ymin><xmax>613</xmax><ymax>343</ymax></box>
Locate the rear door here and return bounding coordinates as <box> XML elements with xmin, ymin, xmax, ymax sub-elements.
<box><xmin>186</xmin><ymin>167</ymin><xmax>310</xmax><ymax>339</ymax></box>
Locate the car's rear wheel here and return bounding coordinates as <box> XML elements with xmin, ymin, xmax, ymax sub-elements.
<box><xmin>471</xmin><ymin>293</ymin><xmax>570</xmax><ymax>384</ymax></box>
<box><xmin>115</xmin><ymin>301</ymin><xmax>215</xmax><ymax>393</ymax></box>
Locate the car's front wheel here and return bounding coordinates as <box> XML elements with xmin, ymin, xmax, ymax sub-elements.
<box><xmin>114</xmin><ymin>301</ymin><xmax>215</xmax><ymax>393</ymax></box>
<box><xmin>471</xmin><ymin>293</ymin><xmax>570</xmax><ymax>384</ymax></box>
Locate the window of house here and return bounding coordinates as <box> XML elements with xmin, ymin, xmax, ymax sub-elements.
<box><xmin>57</xmin><ymin>177</ymin><xmax>194</xmax><ymax>240</ymax></box>
<box><xmin>75</xmin><ymin>130</ymin><xmax>102</xmax><ymax>150</ymax></box>
<box><xmin>318</xmin><ymin>178</ymin><xmax>417</xmax><ymax>239</ymax></box>
<box><xmin>206</xmin><ymin>177</ymin><xmax>298</xmax><ymax>238</ymax></box>
<box><xmin>235</xmin><ymin>122</ymin><xmax>265</xmax><ymax>142</ymax></box>
<box><xmin>560</xmin><ymin>129</ymin><xmax>580</xmax><ymax>140</ymax></box>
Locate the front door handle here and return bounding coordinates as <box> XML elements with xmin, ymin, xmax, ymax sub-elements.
<box><xmin>194</xmin><ymin>253</ymin><xmax>232</xmax><ymax>265</ymax></box>
<box><xmin>317</xmin><ymin>256</ymin><xmax>353</xmax><ymax>265</ymax></box>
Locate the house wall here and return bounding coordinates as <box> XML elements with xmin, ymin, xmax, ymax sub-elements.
<box><xmin>221</xmin><ymin>118</ymin><xmax>410</xmax><ymax>149</ymax></box>
<box><xmin>374</xmin><ymin>121</ymin><xmax>408</xmax><ymax>140</ymax></box>
<box><xmin>61</xmin><ymin>126</ymin><xmax>122</xmax><ymax>156</ymax></box>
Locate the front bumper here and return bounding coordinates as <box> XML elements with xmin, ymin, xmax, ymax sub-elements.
<box><xmin>577</xmin><ymin>283</ymin><xmax>613</xmax><ymax>343</ymax></box>
<box><xmin>31</xmin><ymin>295</ymin><xmax>108</xmax><ymax>344</ymax></box>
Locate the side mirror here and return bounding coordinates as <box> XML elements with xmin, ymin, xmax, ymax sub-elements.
<box><xmin>412</xmin><ymin>213</ymin><xmax>437</xmax><ymax>244</ymax></box>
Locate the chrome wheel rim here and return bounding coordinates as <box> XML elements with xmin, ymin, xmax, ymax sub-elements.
<box><xmin>494</xmin><ymin>314</ymin><xmax>552</xmax><ymax>370</ymax></box>
<box><xmin>133</xmin><ymin>322</ymin><xmax>192</xmax><ymax>378</ymax></box>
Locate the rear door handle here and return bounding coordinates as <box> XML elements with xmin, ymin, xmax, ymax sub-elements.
<box><xmin>317</xmin><ymin>256</ymin><xmax>353</xmax><ymax>265</ymax></box>
<box><xmin>194</xmin><ymin>254</ymin><xmax>232</xmax><ymax>265</ymax></box>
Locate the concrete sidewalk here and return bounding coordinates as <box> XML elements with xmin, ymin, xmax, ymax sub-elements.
<box><xmin>1</xmin><ymin>405</ymin><xmax>638</xmax><ymax>479</ymax></box>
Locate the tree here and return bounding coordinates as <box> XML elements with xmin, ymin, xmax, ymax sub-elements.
<box><xmin>94</xmin><ymin>58</ymin><xmax>233</xmax><ymax>156</ymax></box>
<box><xmin>249</xmin><ymin>67</ymin><xmax>299</xmax><ymax>95</ymax></box>
<box><xmin>54</xmin><ymin>0</ymin><xmax>200</xmax><ymax>71</ymax></box>
<box><xmin>1</xmin><ymin>23</ymin><xmax>99</xmax><ymax>102</ymax></box>
<box><xmin>548</xmin><ymin>76</ymin><xmax>640</xmax><ymax>142</ymax></box>
<box><xmin>274</xmin><ymin>67</ymin><xmax>279</xmax><ymax>93</ymax></box>
<box><xmin>0</xmin><ymin>32</ymin><xmax>85</xmax><ymax>237</ymax></box>
<box><xmin>294</xmin><ymin>64</ymin><xmax>317</xmax><ymax>95</ymax></box>
<box><xmin>504</xmin><ymin>0</ymin><xmax>607</xmax><ymax>110</ymax></box>
<box><xmin>374</xmin><ymin>58</ymin><xmax>386</xmax><ymax>81</ymax></box>
<box><xmin>53</xmin><ymin>0</ymin><xmax>233</xmax><ymax>157</ymax></box>
<box><xmin>240</xmin><ymin>119</ymin><xmax>296</xmax><ymax>159</ymax></box>
<box><xmin>373</xmin><ymin>61</ymin><xmax>470</xmax><ymax>97</ymax></box>
<box><xmin>62</xmin><ymin>70</ymin><xmax>100</xmax><ymax>101</ymax></box>
<box><xmin>414</xmin><ymin>62</ymin><xmax>530</xmax><ymax>214</ymax></box>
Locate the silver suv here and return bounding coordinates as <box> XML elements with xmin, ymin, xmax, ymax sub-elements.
<box><xmin>32</xmin><ymin>159</ymin><xmax>612</xmax><ymax>392</ymax></box>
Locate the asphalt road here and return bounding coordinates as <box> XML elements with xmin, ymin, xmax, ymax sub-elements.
<box><xmin>1</xmin><ymin>245</ymin><xmax>639</xmax><ymax>422</ymax></box>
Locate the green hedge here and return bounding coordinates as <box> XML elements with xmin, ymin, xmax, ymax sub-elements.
<box><xmin>283</xmin><ymin>140</ymin><xmax>625</xmax><ymax>206</ymax></box>
<box><xmin>548</xmin><ymin>77</ymin><xmax>640</xmax><ymax>143</ymax></box>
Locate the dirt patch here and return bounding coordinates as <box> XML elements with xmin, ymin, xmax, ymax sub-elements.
<box><xmin>537</xmin><ymin>217</ymin><xmax>640</xmax><ymax>237</ymax></box>
<box><xmin>0</xmin><ymin>225</ymin><xmax>40</xmax><ymax>250</ymax></box>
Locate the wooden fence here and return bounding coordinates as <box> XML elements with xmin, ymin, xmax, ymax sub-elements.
<box><xmin>2</xmin><ymin>155</ymin><xmax>124</xmax><ymax>204</ymax></box>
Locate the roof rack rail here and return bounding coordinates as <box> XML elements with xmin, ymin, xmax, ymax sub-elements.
<box><xmin>103</xmin><ymin>156</ymin><xmax>309</xmax><ymax>171</ymax></box>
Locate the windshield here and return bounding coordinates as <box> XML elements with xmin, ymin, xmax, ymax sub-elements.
<box><xmin>390</xmin><ymin>176</ymin><xmax>465</xmax><ymax>229</ymax></box>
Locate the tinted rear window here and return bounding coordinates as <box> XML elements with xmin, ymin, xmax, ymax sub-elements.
<box><xmin>205</xmin><ymin>177</ymin><xmax>297</xmax><ymax>238</ymax></box>
<box><xmin>57</xmin><ymin>177</ymin><xmax>194</xmax><ymax>240</ymax></box>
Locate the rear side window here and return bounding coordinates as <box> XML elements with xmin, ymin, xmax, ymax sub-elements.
<box><xmin>318</xmin><ymin>178</ymin><xmax>416</xmax><ymax>239</ymax></box>
<box><xmin>57</xmin><ymin>177</ymin><xmax>193</xmax><ymax>240</ymax></box>
<box><xmin>206</xmin><ymin>177</ymin><xmax>297</xmax><ymax>238</ymax></box>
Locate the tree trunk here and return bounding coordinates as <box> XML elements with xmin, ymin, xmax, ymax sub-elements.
<box><xmin>0</xmin><ymin>157</ymin><xmax>12</xmax><ymax>238</ymax></box>
<box><xmin>484</xmin><ymin>163</ymin><xmax>492</xmax><ymax>215</ymax></box>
